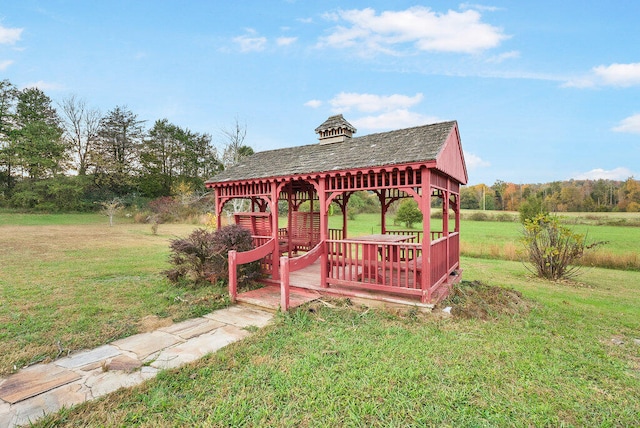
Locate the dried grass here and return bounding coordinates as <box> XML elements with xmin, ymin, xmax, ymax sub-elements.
<box><xmin>441</xmin><ymin>280</ymin><xmax>533</xmax><ymax>320</ymax></box>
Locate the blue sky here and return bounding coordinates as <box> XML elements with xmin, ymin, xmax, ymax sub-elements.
<box><xmin>1</xmin><ymin>0</ymin><xmax>639</xmax><ymax>185</ymax></box>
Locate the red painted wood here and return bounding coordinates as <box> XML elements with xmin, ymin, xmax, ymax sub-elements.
<box><xmin>280</xmin><ymin>256</ymin><xmax>290</xmax><ymax>311</ymax></box>
<box><xmin>435</xmin><ymin>125</ymin><xmax>468</xmax><ymax>185</ymax></box>
<box><xmin>208</xmin><ymin>122</ymin><xmax>467</xmax><ymax>305</ymax></box>
<box><xmin>228</xmin><ymin>250</ymin><xmax>237</xmax><ymax>303</ymax></box>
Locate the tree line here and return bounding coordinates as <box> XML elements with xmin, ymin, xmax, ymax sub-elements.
<box><xmin>462</xmin><ymin>178</ymin><xmax>640</xmax><ymax>213</ymax></box>
<box><xmin>0</xmin><ymin>79</ymin><xmax>250</xmax><ymax>212</ymax></box>
<box><xmin>2</xmin><ymin>78</ymin><xmax>638</xmax><ymax>214</ymax></box>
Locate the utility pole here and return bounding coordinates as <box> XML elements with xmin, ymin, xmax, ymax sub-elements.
<box><xmin>482</xmin><ymin>185</ymin><xmax>486</xmax><ymax>211</ymax></box>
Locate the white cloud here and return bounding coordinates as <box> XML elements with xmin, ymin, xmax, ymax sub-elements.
<box><xmin>0</xmin><ymin>25</ymin><xmax>23</xmax><ymax>45</ymax></box>
<box><xmin>276</xmin><ymin>36</ymin><xmax>297</xmax><ymax>46</ymax></box>
<box><xmin>233</xmin><ymin>29</ymin><xmax>267</xmax><ymax>52</ymax></box>
<box><xmin>562</xmin><ymin>77</ymin><xmax>595</xmax><ymax>89</ymax></box>
<box><xmin>316</xmin><ymin>91</ymin><xmax>438</xmax><ymax>131</ymax></box>
<box><xmin>486</xmin><ymin>50</ymin><xmax>519</xmax><ymax>64</ymax></box>
<box><xmin>572</xmin><ymin>167</ymin><xmax>635</xmax><ymax>181</ymax></box>
<box><xmin>297</xmin><ymin>17</ymin><xmax>313</xmax><ymax>24</ymax></box>
<box><xmin>351</xmin><ymin>109</ymin><xmax>439</xmax><ymax>130</ymax></box>
<box><xmin>304</xmin><ymin>99</ymin><xmax>322</xmax><ymax>108</ymax></box>
<box><xmin>593</xmin><ymin>63</ymin><xmax>640</xmax><ymax>87</ymax></box>
<box><xmin>613</xmin><ymin>114</ymin><xmax>640</xmax><ymax>134</ymax></box>
<box><xmin>0</xmin><ymin>60</ymin><xmax>13</xmax><ymax>71</ymax></box>
<box><xmin>318</xmin><ymin>6</ymin><xmax>508</xmax><ymax>55</ymax></box>
<box><xmin>564</xmin><ymin>62</ymin><xmax>640</xmax><ymax>88</ymax></box>
<box><xmin>329</xmin><ymin>92</ymin><xmax>423</xmax><ymax>113</ymax></box>
<box><xmin>465</xmin><ymin>153</ymin><xmax>491</xmax><ymax>169</ymax></box>
<box><xmin>459</xmin><ymin>3</ymin><xmax>502</xmax><ymax>12</ymax></box>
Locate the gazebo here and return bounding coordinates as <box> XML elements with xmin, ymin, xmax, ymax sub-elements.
<box><xmin>205</xmin><ymin>115</ymin><xmax>468</xmax><ymax>310</ymax></box>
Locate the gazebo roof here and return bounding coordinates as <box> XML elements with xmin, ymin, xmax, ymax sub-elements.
<box><xmin>207</xmin><ymin>120</ymin><xmax>464</xmax><ymax>184</ymax></box>
<box><xmin>314</xmin><ymin>114</ymin><xmax>357</xmax><ymax>134</ymax></box>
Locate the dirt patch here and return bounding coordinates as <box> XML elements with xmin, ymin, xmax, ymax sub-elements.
<box><xmin>440</xmin><ymin>280</ymin><xmax>532</xmax><ymax>320</ymax></box>
<box><xmin>138</xmin><ymin>315</ymin><xmax>173</xmax><ymax>332</ymax></box>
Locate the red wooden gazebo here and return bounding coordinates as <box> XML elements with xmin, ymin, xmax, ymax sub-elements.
<box><xmin>205</xmin><ymin>115</ymin><xmax>468</xmax><ymax>310</ymax></box>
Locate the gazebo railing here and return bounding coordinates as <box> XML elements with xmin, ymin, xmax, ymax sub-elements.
<box><xmin>325</xmin><ymin>233</ymin><xmax>459</xmax><ymax>302</ymax></box>
<box><xmin>280</xmin><ymin>242</ymin><xmax>324</xmax><ymax>311</ymax></box>
<box><xmin>429</xmin><ymin>232</ymin><xmax>460</xmax><ymax>291</ymax></box>
<box><xmin>328</xmin><ymin>228</ymin><xmax>343</xmax><ymax>240</ymax></box>
<box><xmin>228</xmin><ymin>238</ymin><xmax>275</xmax><ymax>303</ymax></box>
<box><xmin>326</xmin><ymin>240</ymin><xmax>424</xmax><ymax>298</ymax></box>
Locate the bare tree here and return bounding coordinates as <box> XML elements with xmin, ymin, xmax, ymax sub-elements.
<box><xmin>59</xmin><ymin>95</ymin><xmax>102</xmax><ymax>175</ymax></box>
<box><xmin>221</xmin><ymin>117</ymin><xmax>249</xmax><ymax>167</ymax></box>
<box><xmin>99</xmin><ymin>198</ymin><xmax>123</xmax><ymax>227</ymax></box>
<box><xmin>220</xmin><ymin>118</ymin><xmax>254</xmax><ymax>217</ymax></box>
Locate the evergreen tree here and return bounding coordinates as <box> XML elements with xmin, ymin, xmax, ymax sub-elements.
<box><xmin>0</xmin><ymin>80</ymin><xmax>18</xmax><ymax>194</ymax></box>
<box><xmin>13</xmin><ymin>87</ymin><xmax>65</xmax><ymax>180</ymax></box>
<box><xmin>94</xmin><ymin>106</ymin><xmax>145</xmax><ymax>194</ymax></box>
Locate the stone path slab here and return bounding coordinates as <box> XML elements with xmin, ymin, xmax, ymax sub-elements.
<box><xmin>0</xmin><ymin>365</ymin><xmax>82</xmax><ymax>405</ymax></box>
<box><xmin>0</xmin><ymin>305</ymin><xmax>273</xmax><ymax>428</ymax></box>
<box><xmin>84</xmin><ymin>368</ymin><xmax>157</xmax><ymax>399</ymax></box>
<box><xmin>11</xmin><ymin>382</ymin><xmax>87</xmax><ymax>426</ymax></box>
<box><xmin>158</xmin><ymin>317</ymin><xmax>225</xmax><ymax>340</ymax></box>
<box><xmin>151</xmin><ymin>325</ymin><xmax>250</xmax><ymax>370</ymax></box>
<box><xmin>112</xmin><ymin>330</ymin><xmax>183</xmax><ymax>360</ymax></box>
<box><xmin>205</xmin><ymin>305</ymin><xmax>274</xmax><ymax>328</ymax></box>
<box><xmin>55</xmin><ymin>345</ymin><xmax>121</xmax><ymax>370</ymax></box>
<box><xmin>106</xmin><ymin>355</ymin><xmax>142</xmax><ymax>372</ymax></box>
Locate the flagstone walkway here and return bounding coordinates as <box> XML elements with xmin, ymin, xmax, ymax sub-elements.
<box><xmin>0</xmin><ymin>305</ymin><xmax>274</xmax><ymax>428</ymax></box>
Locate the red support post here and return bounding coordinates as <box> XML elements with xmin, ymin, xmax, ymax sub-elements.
<box><xmin>228</xmin><ymin>250</ymin><xmax>237</xmax><ymax>303</ymax></box>
<box><xmin>444</xmin><ymin>183</ymin><xmax>450</xmax><ymax>279</ymax></box>
<box><xmin>318</xmin><ymin>177</ymin><xmax>329</xmax><ymax>288</ymax></box>
<box><xmin>280</xmin><ymin>256</ymin><xmax>290</xmax><ymax>311</ymax></box>
<box><xmin>421</xmin><ymin>168</ymin><xmax>431</xmax><ymax>303</ymax></box>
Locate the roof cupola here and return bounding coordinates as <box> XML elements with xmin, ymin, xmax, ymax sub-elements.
<box><xmin>315</xmin><ymin>114</ymin><xmax>357</xmax><ymax>144</ymax></box>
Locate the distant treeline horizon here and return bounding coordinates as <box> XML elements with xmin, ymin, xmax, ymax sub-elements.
<box><xmin>462</xmin><ymin>178</ymin><xmax>639</xmax><ymax>213</ymax></box>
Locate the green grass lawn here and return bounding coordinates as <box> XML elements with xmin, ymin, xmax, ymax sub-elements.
<box><xmin>2</xmin><ymin>211</ymin><xmax>639</xmax><ymax>426</ymax></box>
<box><xmin>0</xmin><ymin>217</ymin><xmax>228</xmax><ymax>376</ymax></box>
<box><xmin>36</xmin><ymin>258</ymin><xmax>640</xmax><ymax>426</ymax></box>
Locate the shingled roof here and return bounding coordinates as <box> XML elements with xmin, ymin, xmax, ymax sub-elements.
<box><xmin>207</xmin><ymin>120</ymin><xmax>458</xmax><ymax>184</ymax></box>
<box><xmin>314</xmin><ymin>114</ymin><xmax>357</xmax><ymax>134</ymax></box>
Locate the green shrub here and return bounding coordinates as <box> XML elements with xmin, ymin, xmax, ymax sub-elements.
<box><xmin>519</xmin><ymin>195</ymin><xmax>547</xmax><ymax>223</ymax></box>
<box><xmin>495</xmin><ymin>213</ymin><xmax>516</xmax><ymax>222</ymax></box>
<box><xmin>521</xmin><ymin>213</ymin><xmax>606</xmax><ymax>280</ymax></box>
<box><xmin>468</xmin><ymin>211</ymin><xmax>489</xmax><ymax>221</ymax></box>
<box><xmin>395</xmin><ymin>199</ymin><xmax>423</xmax><ymax>228</ymax></box>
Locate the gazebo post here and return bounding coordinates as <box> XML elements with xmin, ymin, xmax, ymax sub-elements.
<box><xmin>318</xmin><ymin>177</ymin><xmax>329</xmax><ymax>288</ymax></box>
<box><xmin>444</xmin><ymin>180</ymin><xmax>450</xmax><ymax>275</ymax></box>
<box><xmin>341</xmin><ymin>194</ymin><xmax>350</xmax><ymax>239</ymax></box>
<box><xmin>379</xmin><ymin>189</ymin><xmax>387</xmax><ymax>235</ymax></box>
<box><xmin>421</xmin><ymin>168</ymin><xmax>432</xmax><ymax>303</ymax></box>
<box><xmin>270</xmin><ymin>182</ymin><xmax>280</xmax><ymax>281</ymax></box>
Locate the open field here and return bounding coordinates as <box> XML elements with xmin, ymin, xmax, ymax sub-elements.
<box><xmin>2</xmin><ymin>211</ymin><xmax>639</xmax><ymax>425</ymax></box>
<box><xmin>461</xmin><ymin>219</ymin><xmax>640</xmax><ymax>270</ymax></box>
<box><xmin>331</xmin><ymin>212</ymin><xmax>640</xmax><ymax>270</ymax></box>
<box><xmin>35</xmin><ymin>257</ymin><xmax>640</xmax><ymax>426</ymax></box>
<box><xmin>461</xmin><ymin>209</ymin><xmax>640</xmax><ymax>226</ymax></box>
<box><xmin>0</xmin><ymin>217</ymin><xmax>224</xmax><ymax>377</ymax></box>
<box><xmin>1</xmin><ymin>210</ymin><xmax>638</xmax><ymax>376</ymax></box>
